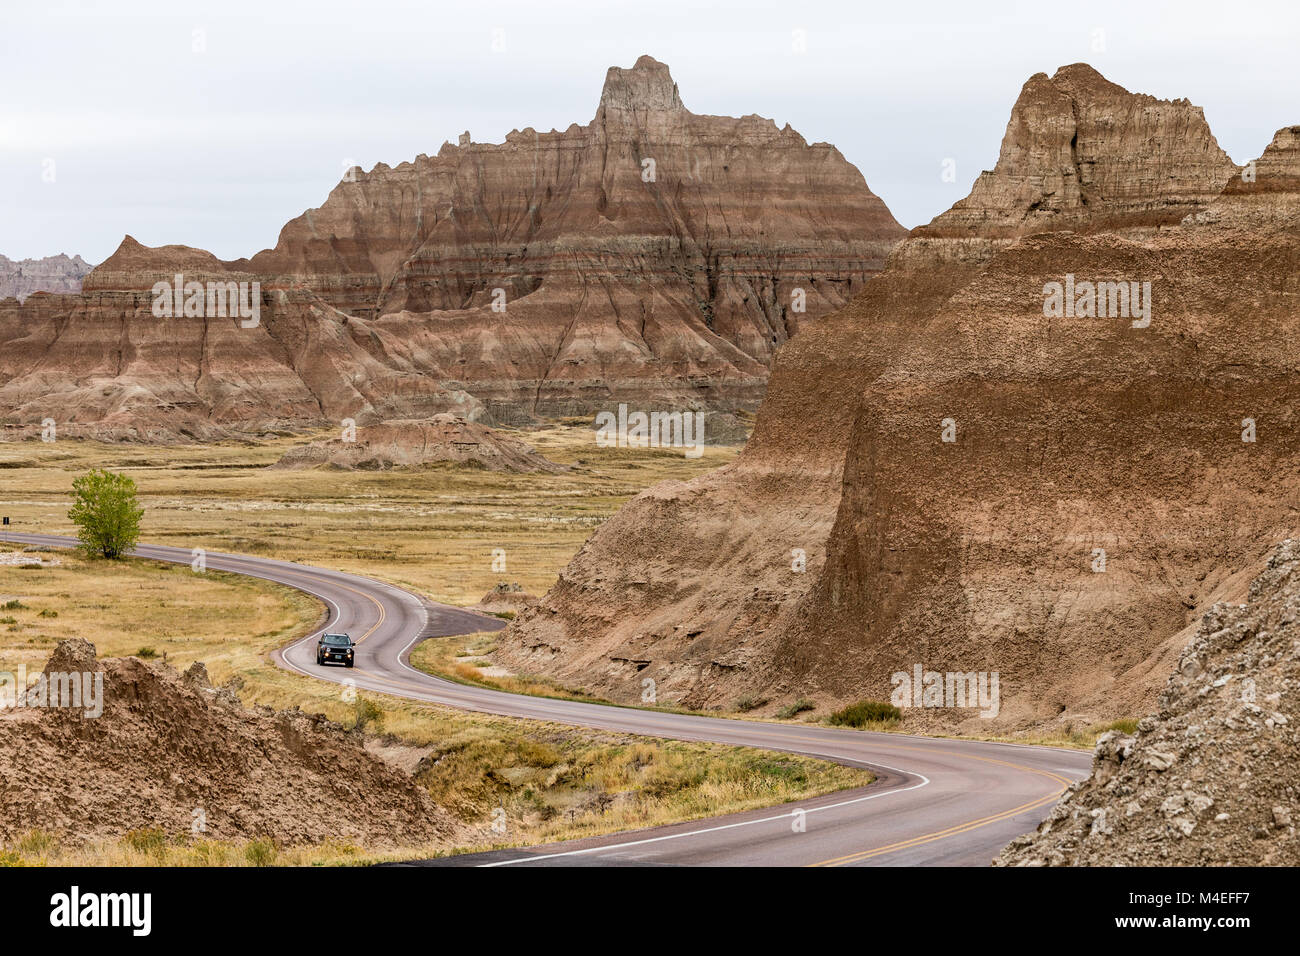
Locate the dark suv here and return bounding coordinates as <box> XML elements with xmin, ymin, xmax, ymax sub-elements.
<box><xmin>316</xmin><ymin>632</ymin><xmax>355</xmax><ymax>667</ymax></box>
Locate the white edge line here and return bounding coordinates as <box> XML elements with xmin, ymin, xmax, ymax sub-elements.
<box><xmin>478</xmin><ymin>762</ymin><xmax>931</xmax><ymax>867</ymax></box>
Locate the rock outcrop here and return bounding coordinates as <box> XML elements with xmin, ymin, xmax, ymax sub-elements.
<box><xmin>497</xmin><ymin>65</ymin><xmax>1298</xmax><ymax>731</ymax></box>
<box><xmin>0</xmin><ymin>56</ymin><xmax>904</xmax><ymax>438</ymax></box>
<box><xmin>0</xmin><ymin>238</ymin><xmax>482</xmax><ymax>442</ymax></box>
<box><xmin>997</xmin><ymin>542</ymin><xmax>1300</xmax><ymax>866</ymax></box>
<box><xmin>239</xmin><ymin>54</ymin><xmax>903</xmax><ymax>421</ymax></box>
<box><xmin>475</xmin><ymin>582</ymin><xmax>541</xmax><ymax>615</ymax></box>
<box><xmin>0</xmin><ymin>254</ymin><xmax>92</xmax><ymax>302</ymax></box>
<box><xmin>0</xmin><ymin>641</ymin><xmax>463</xmax><ymax>847</ymax></box>
<box><xmin>922</xmin><ymin>65</ymin><xmax>1236</xmax><ymax>243</ymax></box>
<box><xmin>272</xmin><ymin>416</ymin><xmax>564</xmax><ymax>473</ymax></box>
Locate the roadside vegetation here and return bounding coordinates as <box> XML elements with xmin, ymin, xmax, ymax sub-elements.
<box><xmin>412</xmin><ymin>634</ymin><xmax>823</xmax><ymax>723</ymax></box>
<box><xmin>776</xmin><ymin>698</ymin><xmax>816</xmax><ymax>719</ymax></box>
<box><xmin>1015</xmin><ymin>718</ymin><xmax>1141</xmax><ymax>749</ymax></box>
<box><xmin>410</xmin><ymin>631</ymin><xmax>613</xmax><ymax>703</ymax></box>
<box><xmin>0</xmin><ymin>829</ymin><xmax>418</xmax><ymax>867</ymax></box>
<box><xmin>827</xmin><ymin>699</ymin><xmax>902</xmax><ymax>730</ymax></box>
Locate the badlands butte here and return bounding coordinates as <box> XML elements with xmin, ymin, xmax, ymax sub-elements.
<box><xmin>497</xmin><ymin>64</ymin><xmax>1300</xmax><ymax>736</ymax></box>
<box><xmin>0</xmin><ymin>56</ymin><xmax>902</xmax><ymax>440</ymax></box>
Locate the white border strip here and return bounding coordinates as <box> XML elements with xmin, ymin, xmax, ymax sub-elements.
<box><xmin>479</xmin><ymin>762</ymin><xmax>930</xmax><ymax>867</ymax></box>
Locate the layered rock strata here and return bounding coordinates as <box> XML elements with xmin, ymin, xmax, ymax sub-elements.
<box><xmin>0</xmin><ymin>57</ymin><xmax>904</xmax><ymax>437</ymax></box>
<box><xmin>498</xmin><ymin>66</ymin><xmax>1297</xmax><ymax>734</ymax></box>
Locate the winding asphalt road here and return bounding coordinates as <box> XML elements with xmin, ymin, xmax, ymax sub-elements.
<box><xmin>2</xmin><ymin>531</ymin><xmax>1092</xmax><ymax>866</ymax></box>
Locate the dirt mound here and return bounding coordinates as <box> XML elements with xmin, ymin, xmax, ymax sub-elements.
<box><xmin>0</xmin><ymin>641</ymin><xmax>464</xmax><ymax>848</ymax></box>
<box><xmin>271</xmin><ymin>416</ymin><xmax>565</xmax><ymax>473</ymax></box>
<box><xmin>475</xmin><ymin>582</ymin><xmax>540</xmax><ymax>614</ymax></box>
<box><xmin>998</xmin><ymin>542</ymin><xmax>1300</xmax><ymax>865</ymax></box>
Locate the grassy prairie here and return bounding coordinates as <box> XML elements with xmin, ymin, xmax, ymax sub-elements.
<box><xmin>0</xmin><ymin>550</ymin><xmax>321</xmax><ymax>682</ymax></box>
<box><xmin>0</xmin><ymin>425</ymin><xmax>876</xmax><ymax>863</ymax></box>
<box><xmin>0</xmin><ymin>422</ymin><xmax>735</xmax><ymax>607</ymax></box>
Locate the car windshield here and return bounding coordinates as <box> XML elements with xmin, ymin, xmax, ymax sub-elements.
<box><xmin>322</xmin><ymin>634</ymin><xmax>351</xmax><ymax>646</ymax></box>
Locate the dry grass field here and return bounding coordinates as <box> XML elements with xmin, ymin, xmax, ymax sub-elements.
<box><xmin>0</xmin><ymin>421</ymin><xmax>736</xmax><ymax>607</ymax></box>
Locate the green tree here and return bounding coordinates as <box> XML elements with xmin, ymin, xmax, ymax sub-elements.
<box><xmin>68</xmin><ymin>469</ymin><xmax>143</xmax><ymax>559</ymax></box>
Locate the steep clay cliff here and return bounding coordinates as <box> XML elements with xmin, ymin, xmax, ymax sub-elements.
<box><xmin>497</xmin><ymin>67</ymin><xmax>1293</xmax><ymax>735</ymax></box>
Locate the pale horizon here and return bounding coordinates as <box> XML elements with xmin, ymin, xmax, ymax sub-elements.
<box><xmin>3</xmin><ymin>0</ymin><xmax>1297</xmax><ymax>263</ymax></box>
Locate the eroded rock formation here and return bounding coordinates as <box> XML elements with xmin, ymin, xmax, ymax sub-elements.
<box><xmin>0</xmin><ymin>254</ymin><xmax>92</xmax><ymax>302</ymax></box>
<box><xmin>0</xmin><ymin>56</ymin><xmax>904</xmax><ymax>438</ymax></box>
<box><xmin>0</xmin><ymin>640</ymin><xmax>464</xmax><ymax>847</ymax></box>
<box><xmin>0</xmin><ymin>238</ymin><xmax>475</xmax><ymax>442</ymax></box>
<box><xmin>272</xmin><ymin>416</ymin><xmax>565</xmax><ymax>473</ymax></box>
<box><xmin>497</xmin><ymin>66</ymin><xmax>1298</xmax><ymax>734</ymax></box>
<box><xmin>475</xmin><ymin>582</ymin><xmax>540</xmax><ymax>615</ymax></box>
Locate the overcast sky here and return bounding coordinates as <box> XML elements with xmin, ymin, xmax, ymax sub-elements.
<box><xmin>2</xmin><ymin>0</ymin><xmax>1296</xmax><ymax>263</ymax></box>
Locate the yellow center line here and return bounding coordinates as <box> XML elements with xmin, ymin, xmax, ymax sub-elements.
<box><xmin>261</xmin><ymin>567</ymin><xmax>387</xmax><ymax>643</ymax></box>
<box><xmin>807</xmin><ymin>747</ymin><xmax>1071</xmax><ymax>866</ymax></box>
<box><xmin>809</xmin><ymin>790</ymin><xmax>1062</xmax><ymax>866</ymax></box>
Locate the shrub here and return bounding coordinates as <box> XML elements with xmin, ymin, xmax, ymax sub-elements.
<box><xmin>37</xmin><ymin>609</ymin><xmax>57</xmax><ymax>618</ymax></box>
<box><xmin>517</xmin><ymin>739</ymin><xmax>563</xmax><ymax>768</ymax></box>
<box><xmin>828</xmin><ymin>700</ymin><xmax>902</xmax><ymax>728</ymax></box>
<box><xmin>734</xmin><ymin>694</ymin><xmax>768</xmax><ymax>712</ymax></box>
<box><xmin>14</xmin><ymin>830</ymin><xmax>60</xmax><ymax>858</ymax></box>
<box><xmin>352</xmin><ymin>697</ymin><xmax>383</xmax><ymax>732</ymax></box>
<box><xmin>245</xmin><ymin>839</ymin><xmax>277</xmax><ymax>867</ymax></box>
<box><xmin>135</xmin><ymin>647</ymin><xmax>158</xmax><ymax>659</ymax></box>
<box><xmin>776</xmin><ymin>698</ymin><xmax>815</xmax><ymax>719</ymax></box>
<box><xmin>123</xmin><ymin>828</ymin><xmax>168</xmax><ymax>856</ymax></box>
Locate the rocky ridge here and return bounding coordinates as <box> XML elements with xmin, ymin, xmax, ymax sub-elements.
<box><xmin>997</xmin><ymin>541</ymin><xmax>1300</xmax><ymax>865</ymax></box>
<box><xmin>0</xmin><ymin>254</ymin><xmax>93</xmax><ymax>302</ymax></box>
<box><xmin>0</xmin><ymin>640</ymin><xmax>464</xmax><ymax>848</ymax></box>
